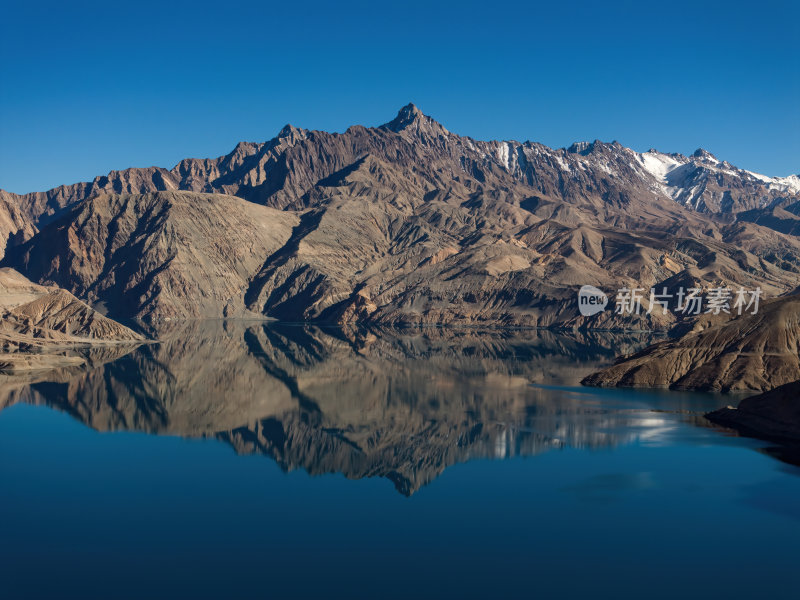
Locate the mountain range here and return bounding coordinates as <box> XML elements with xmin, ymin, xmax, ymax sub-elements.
<box><xmin>1</xmin><ymin>104</ymin><xmax>799</xmax><ymax>329</ymax></box>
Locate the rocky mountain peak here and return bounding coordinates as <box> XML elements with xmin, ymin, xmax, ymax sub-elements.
<box><xmin>383</xmin><ymin>103</ymin><xmax>431</xmax><ymax>132</ymax></box>
<box><xmin>692</xmin><ymin>148</ymin><xmax>718</xmax><ymax>163</ymax></box>
<box><xmin>566</xmin><ymin>140</ymin><xmax>609</xmax><ymax>155</ymax></box>
<box><xmin>277</xmin><ymin>123</ymin><xmax>306</xmax><ymax>143</ymax></box>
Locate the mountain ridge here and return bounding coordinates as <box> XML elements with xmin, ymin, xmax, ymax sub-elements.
<box><xmin>2</xmin><ymin>104</ymin><xmax>797</xmax><ymax>226</ymax></box>
<box><xmin>2</xmin><ymin>105</ymin><xmax>799</xmax><ymax>327</ymax></box>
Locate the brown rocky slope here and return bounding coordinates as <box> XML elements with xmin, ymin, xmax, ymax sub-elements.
<box><xmin>5</xmin><ymin>191</ymin><xmax>298</xmax><ymax>321</ymax></box>
<box><xmin>582</xmin><ymin>294</ymin><xmax>800</xmax><ymax>393</ymax></box>
<box><xmin>0</xmin><ymin>268</ymin><xmax>143</xmax><ymax>372</ymax></box>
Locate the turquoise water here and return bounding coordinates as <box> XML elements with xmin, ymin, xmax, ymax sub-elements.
<box><xmin>0</xmin><ymin>324</ymin><xmax>798</xmax><ymax>599</ymax></box>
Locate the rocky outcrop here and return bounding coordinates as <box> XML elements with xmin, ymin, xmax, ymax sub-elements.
<box><xmin>706</xmin><ymin>380</ymin><xmax>800</xmax><ymax>442</ymax></box>
<box><xmin>582</xmin><ymin>294</ymin><xmax>800</xmax><ymax>392</ymax></box>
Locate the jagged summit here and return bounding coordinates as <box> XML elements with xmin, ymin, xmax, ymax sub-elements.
<box><xmin>277</xmin><ymin>123</ymin><xmax>306</xmax><ymax>143</ymax></box>
<box><xmin>567</xmin><ymin>141</ymin><xmax>599</xmax><ymax>155</ymax></box>
<box><xmin>565</xmin><ymin>140</ymin><xmax>625</xmax><ymax>155</ymax></box>
<box><xmin>692</xmin><ymin>148</ymin><xmax>718</xmax><ymax>162</ymax></box>
<box><xmin>384</xmin><ymin>102</ymin><xmax>433</xmax><ymax>131</ymax></box>
<box><xmin>3</xmin><ymin>103</ymin><xmax>797</xmax><ymax>225</ymax></box>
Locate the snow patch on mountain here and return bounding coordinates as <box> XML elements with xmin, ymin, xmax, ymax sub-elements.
<box><xmin>774</xmin><ymin>175</ymin><xmax>800</xmax><ymax>194</ymax></box>
<box><xmin>746</xmin><ymin>171</ymin><xmax>800</xmax><ymax>194</ymax></box>
<box><xmin>497</xmin><ymin>142</ymin><xmax>511</xmax><ymax>170</ymax></box>
<box><xmin>639</xmin><ymin>151</ymin><xmax>683</xmax><ymax>182</ymax></box>
<box><xmin>638</xmin><ymin>151</ymin><xmax>722</xmax><ymax>208</ymax></box>
<box><xmin>553</xmin><ymin>155</ymin><xmax>570</xmax><ymax>172</ymax></box>
<box><xmin>634</xmin><ymin>147</ymin><xmax>799</xmax><ymax>209</ymax></box>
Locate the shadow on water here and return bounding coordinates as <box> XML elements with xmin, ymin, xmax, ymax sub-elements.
<box><xmin>0</xmin><ymin>321</ymin><xmax>783</xmax><ymax>494</ymax></box>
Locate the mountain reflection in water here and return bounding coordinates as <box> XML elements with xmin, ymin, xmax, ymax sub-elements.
<box><xmin>0</xmin><ymin>323</ymin><xmax>721</xmax><ymax>495</ymax></box>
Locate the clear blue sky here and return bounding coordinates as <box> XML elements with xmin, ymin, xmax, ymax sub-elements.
<box><xmin>1</xmin><ymin>0</ymin><xmax>798</xmax><ymax>194</ymax></box>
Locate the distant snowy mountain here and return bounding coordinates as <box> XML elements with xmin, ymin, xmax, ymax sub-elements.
<box><xmin>635</xmin><ymin>147</ymin><xmax>800</xmax><ymax>211</ymax></box>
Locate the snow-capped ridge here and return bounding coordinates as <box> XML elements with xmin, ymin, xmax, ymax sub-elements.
<box><xmin>692</xmin><ymin>148</ymin><xmax>718</xmax><ymax>163</ymax></box>
<box><xmin>634</xmin><ymin>145</ymin><xmax>800</xmax><ymax>206</ymax></box>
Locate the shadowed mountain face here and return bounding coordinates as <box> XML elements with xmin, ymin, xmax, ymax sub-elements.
<box><xmin>0</xmin><ymin>322</ymin><xmax>714</xmax><ymax>496</ymax></box>
<box><xmin>2</xmin><ymin>105</ymin><xmax>800</xmax><ymax>328</ymax></box>
<box><xmin>707</xmin><ymin>380</ymin><xmax>800</xmax><ymax>443</ymax></box>
<box><xmin>0</xmin><ymin>194</ymin><xmax>36</xmax><ymax>260</ymax></box>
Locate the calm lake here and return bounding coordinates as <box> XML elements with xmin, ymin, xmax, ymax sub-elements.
<box><xmin>1</xmin><ymin>323</ymin><xmax>798</xmax><ymax>599</ymax></box>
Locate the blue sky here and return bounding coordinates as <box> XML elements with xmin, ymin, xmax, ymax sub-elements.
<box><xmin>1</xmin><ymin>0</ymin><xmax>798</xmax><ymax>194</ymax></box>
